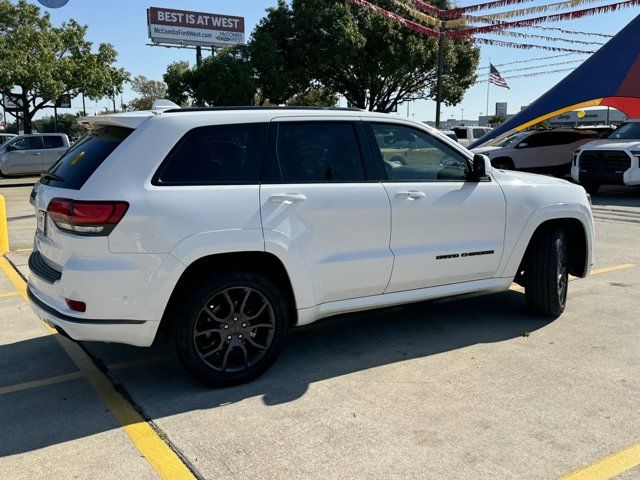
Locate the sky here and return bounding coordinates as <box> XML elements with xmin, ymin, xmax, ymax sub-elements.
<box><xmin>22</xmin><ymin>0</ymin><xmax>640</xmax><ymax>122</ymax></box>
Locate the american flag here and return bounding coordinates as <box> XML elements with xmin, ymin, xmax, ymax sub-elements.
<box><xmin>489</xmin><ymin>64</ymin><xmax>510</xmax><ymax>89</ymax></box>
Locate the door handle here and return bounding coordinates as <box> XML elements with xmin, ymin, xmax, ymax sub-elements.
<box><xmin>395</xmin><ymin>190</ymin><xmax>425</xmax><ymax>200</ymax></box>
<box><xmin>269</xmin><ymin>193</ymin><xmax>306</xmax><ymax>205</ymax></box>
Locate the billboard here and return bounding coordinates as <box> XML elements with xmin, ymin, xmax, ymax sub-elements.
<box><xmin>495</xmin><ymin>102</ymin><xmax>508</xmax><ymax>116</ymax></box>
<box><xmin>2</xmin><ymin>95</ymin><xmax>22</xmax><ymax>112</ymax></box>
<box><xmin>147</xmin><ymin>7</ymin><xmax>245</xmax><ymax>48</ymax></box>
<box><xmin>55</xmin><ymin>94</ymin><xmax>72</xmax><ymax>108</ymax></box>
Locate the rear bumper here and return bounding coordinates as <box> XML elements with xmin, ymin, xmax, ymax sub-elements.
<box><xmin>28</xmin><ymin>286</ymin><xmax>159</xmax><ymax>347</ymax></box>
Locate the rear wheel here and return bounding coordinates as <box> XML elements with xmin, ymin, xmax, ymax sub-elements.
<box><xmin>524</xmin><ymin>228</ymin><xmax>568</xmax><ymax>318</ymax></box>
<box><xmin>173</xmin><ymin>272</ymin><xmax>290</xmax><ymax>387</ymax></box>
<box><xmin>582</xmin><ymin>183</ymin><xmax>600</xmax><ymax>195</ymax></box>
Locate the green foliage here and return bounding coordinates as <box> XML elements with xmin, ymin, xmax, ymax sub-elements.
<box><xmin>128</xmin><ymin>75</ymin><xmax>167</xmax><ymax>111</ymax></box>
<box><xmin>488</xmin><ymin>115</ymin><xmax>507</xmax><ymax>127</ymax></box>
<box><xmin>286</xmin><ymin>87</ymin><xmax>338</xmax><ymax>107</ymax></box>
<box><xmin>190</xmin><ymin>46</ymin><xmax>256</xmax><ymax>107</ymax></box>
<box><xmin>163</xmin><ymin>61</ymin><xmax>192</xmax><ymax>106</ymax></box>
<box><xmin>249</xmin><ymin>0</ymin><xmax>306</xmax><ymax>105</ymax></box>
<box><xmin>0</xmin><ymin>0</ymin><xmax>128</xmax><ymax>132</ymax></box>
<box><xmin>250</xmin><ymin>0</ymin><xmax>479</xmax><ymax>112</ymax></box>
<box><xmin>33</xmin><ymin>113</ymin><xmax>85</xmax><ymax>138</ymax></box>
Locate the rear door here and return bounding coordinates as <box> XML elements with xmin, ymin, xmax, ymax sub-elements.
<box><xmin>41</xmin><ymin>135</ymin><xmax>67</xmax><ymax>169</ymax></box>
<box><xmin>260</xmin><ymin>119</ymin><xmax>393</xmax><ymax>306</ymax></box>
<box><xmin>366</xmin><ymin>121</ymin><xmax>506</xmax><ymax>292</ymax></box>
<box><xmin>3</xmin><ymin>136</ymin><xmax>44</xmax><ymax>174</ymax></box>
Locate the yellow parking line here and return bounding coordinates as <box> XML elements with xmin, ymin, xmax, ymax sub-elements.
<box><xmin>0</xmin><ymin>371</ymin><xmax>84</xmax><ymax>395</ymax></box>
<box><xmin>0</xmin><ymin>256</ymin><xmax>197</xmax><ymax>480</ymax></box>
<box><xmin>559</xmin><ymin>443</ymin><xmax>640</xmax><ymax>479</ymax></box>
<box><xmin>509</xmin><ymin>263</ymin><xmax>636</xmax><ymax>293</ymax></box>
<box><xmin>0</xmin><ymin>290</ymin><xmax>21</xmax><ymax>299</ymax></box>
<box><xmin>590</xmin><ymin>264</ymin><xmax>636</xmax><ymax>275</ymax></box>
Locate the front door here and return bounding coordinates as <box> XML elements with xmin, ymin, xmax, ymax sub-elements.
<box><xmin>3</xmin><ymin>136</ymin><xmax>44</xmax><ymax>174</ymax></box>
<box><xmin>366</xmin><ymin>122</ymin><xmax>507</xmax><ymax>293</ymax></box>
<box><xmin>260</xmin><ymin>120</ymin><xmax>393</xmax><ymax>306</ymax></box>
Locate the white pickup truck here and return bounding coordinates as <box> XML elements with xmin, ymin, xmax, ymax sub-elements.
<box><xmin>572</xmin><ymin>119</ymin><xmax>640</xmax><ymax>194</ymax></box>
<box><xmin>453</xmin><ymin>126</ymin><xmax>493</xmax><ymax>147</ymax></box>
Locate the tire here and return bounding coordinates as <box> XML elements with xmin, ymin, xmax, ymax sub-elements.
<box><xmin>524</xmin><ymin>228</ymin><xmax>568</xmax><ymax>318</ymax></box>
<box><xmin>173</xmin><ymin>272</ymin><xmax>290</xmax><ymax>387</ymax></box>
<box><xmin>582</xmin><ymin>183</ymin><xmax>600</xmax><ymax>195</ymax></box>
<box><xmin>491</xmin><ymin>157</ymin><xmax>514</xmax><ymax>170</ymax></box>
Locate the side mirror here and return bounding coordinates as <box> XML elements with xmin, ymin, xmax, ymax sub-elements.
<box><xmin>5</xmin><ymin>144</ymin><xmax>16</xmax><ymax>152</ymax></box>
<box><xmin>516</xmin><ymin>142</ymin><xmax>528</xmax><ymax>149</ymax></box>
<box><xmin>470</xmin><ymin>154</ymin><xmax>491</xmax><ymax>181</ymax></box>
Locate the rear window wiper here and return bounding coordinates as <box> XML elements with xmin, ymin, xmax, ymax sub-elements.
<box><xmin>40</xmin><ymin>172</ymin><xmax>65</xmax><ymax>183</ymax></box>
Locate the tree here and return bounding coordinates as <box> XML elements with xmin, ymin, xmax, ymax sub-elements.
<box><xmin>128</xmin><ymin>76</ymin><xmax>167</xmax><ymax>111</ymax></box>
<box><xmin>33</xmin><ymin>113</ymin><xmax>85</xmax><ymax>138</ymax></box>
<box><xmin>163</xmin><ymin>61</ymin><xmax>192</xmax><ymax>106</ymax></box>
<box><xmin>251</xmin><ymin>0</ymin><xmax>479</xmax><ymax>112</ymax></box>
<box><xmin>488</xmin><ymin>115</ymin><xmax>507</xmax><ymax>127</ymax></box>
<box><xmin>286</xmin><ymin>87</ymin><xmax>338</xmax><ymax>107</ymax></box>
<box><xmin>249</xmin><ymin>1</ymin><xmax>306</xmax><ymax>105</ymax></box>
<box><xmin>0</xmin><ymin>0</ymin><xmax>129</xmax><ymax>133</ymax></box>
<box><xmin>190</xmin><ymin>46</ymin><xmax>256</xmax><ymax>107</ymax></box>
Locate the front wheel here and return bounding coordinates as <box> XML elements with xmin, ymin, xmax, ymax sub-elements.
<box><xmin>524</xmin><ymin>228</ymin><xmax>568</xmax><ymax>318</ymax></box>
<box><xmin>173</xmin><ymin>272</ymin><xmax>290</xmax><ymax>387</ymax></box>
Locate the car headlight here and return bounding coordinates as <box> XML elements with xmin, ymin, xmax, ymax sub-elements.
<box><xmin>573</xmin><ymin>150</ymin><xmax>581</xmax><ymax>166</ymax></box>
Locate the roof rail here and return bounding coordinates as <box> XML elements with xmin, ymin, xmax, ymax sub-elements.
<box><xmin>162</xmin><ymin>106</ymin><xmax>363</xmax><ymax>113</ymax></box>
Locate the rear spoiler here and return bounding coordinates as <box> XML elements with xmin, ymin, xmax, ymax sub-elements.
<box><xmin>78</xmin><ymin>100</ymin><xmax>180</xmax><ymax>131</ymax></box>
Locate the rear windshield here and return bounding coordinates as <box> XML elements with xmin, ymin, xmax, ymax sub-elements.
<box><xmin>40</xmin><ymin>126</ymin><xmax>132</xmax><ymax>190</ymax></box>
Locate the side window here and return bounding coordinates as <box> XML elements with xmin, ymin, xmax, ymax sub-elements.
<box><xmin>155</xmin><ymin>123</ymin><xmax>269</xmax><ymax>185</ymax></box>
<box><xmin>272</xmin><ymin>122</ymin><xmax>365</xmax><ymax>183</ymax></box>
<box><xmin>369</xmin><ymin>123</ymin><xmax>469</xmax><ymax>182</ymax></box>
<box><xmin>473</xmin><ymin>128</ymin><xmax>488</xmax><ymax>139</ymax></box>
<box><xmin>518</xmin><ymin>133</ymin><xmax>545</xmax><ymax>148</ymax></box>
<box><xmin>10</xmin><ymin>136</ymin><xmax>42</xmax><ymax>151</ymax></box>
<box><xmin>42</xmin><ymin>136</ymin><xmax>64</xmax><ymax>149</ymax></box>
<box><xmin>453</xmin><ymin>128</ymin><xmax>467</xmax><ymax>139</ymax></box>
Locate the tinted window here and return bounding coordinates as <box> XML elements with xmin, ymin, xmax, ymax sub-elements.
<box><xmin>370</xmin><ymin>123</ymin><xmax>468</xmax><ymax>182</ymax></box>
<box><xmin>41</xmin><ymin>126</ymin><xmax>132</xmax><ymax>190</ymax></box>
<box><xmin>473</xmin><ymin>128</ymin><xmax>488</xmax><ymax>139</ymax></box>
<box><xmin>453</xmin><ymin>128</ymin><xmax>468</xmax><ymax>139</ymax></box>
<box><xmin>42</xmin><ymin>136</ymin><xmax>64</xmax><ymax>149</ymax></box>
<box><xmin>272</xmin><ymin>122</ymin><xmax>365</xmax><ymax>183</ymax></box>
<box><xmin>10</xmin><ymin>136</ymin><xmax>42</xmax><ymax>150</ymax></box>
<box><xmin>156</xmin><ymin>123</ymin><xmax>268</xmax><ymax>185</ymax></box>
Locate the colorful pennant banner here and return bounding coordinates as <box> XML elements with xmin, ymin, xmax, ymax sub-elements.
<box><xmin>477</xmin><ymin>52</ymin><xmax>586</xmax><ymax>69</ymax></box>
<box><xmin>348</xmin><ymin>0</ymin><xmax>440</xmax><ymax>37</ymax></box>
<box><xmin>448</xmin><ymin>0</ymin><xmax>640</xmax><ymax>37</ymax></box>
<box><xmin>492</xmin><ymin>29</ymin><xmax>605</xmax><ymax>45</ymax></box>
<box><xmin>497</xmin><ymin>58</ymin><xmax>586</xmax><ymax>73</ymax></box>
<box><xmin>473</xmin><ymin>37</ymin><xmax>595</xmax><ymax>53</ymax></box>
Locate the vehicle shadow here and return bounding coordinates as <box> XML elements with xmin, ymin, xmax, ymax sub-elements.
<box><xmin>591</xmin><ymin>186</ymin><xmax>640</xmax><ymax>209</ymax></box>
<box><xmin>0</xmin><ymin>290</ymin><xmax>552</xmax><ymax>456</ymax></box>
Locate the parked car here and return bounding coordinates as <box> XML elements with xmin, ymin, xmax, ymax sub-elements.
<box><xmin>575</xmin><ymin>125</ymin><xmax>616</xmax><ymax>138</ymax></box>
<box><xmin>473</xmin><ymin>128</ymin><xmax>600</xmax><ymax>176</ymax></box>
<box><xmin>453</xmin><ymin>126</ymin><xmax>493</xmax><ymax>147</ymax></box>
<box><xmin>0</xmin><ymin>133</ymin><xmax>70</xmax><ymax>176</ymax></box>
<box><xmin>440</xmin><ymin>130</ymin><xmax>459</xmax><ymax>142</ymax></box>
<box><xmin>572</xmin><ymin>119</ymin><xmax>640</xmax><ymax>194</ymax></box>
<box><xmin>28</xmin><ymin>107</ymin><xmax>594</xmax><ymax>386</ymax></box>
<box><xmin>0</xmin><ymin>133</ymin><xmax>17</xmax><ymax>145</ymax></box>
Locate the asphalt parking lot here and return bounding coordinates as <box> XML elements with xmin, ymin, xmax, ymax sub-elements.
<box><xmin>1</xmin><ymin>179</ymin><xmax>640</xmax><ymax>480</ymax></box>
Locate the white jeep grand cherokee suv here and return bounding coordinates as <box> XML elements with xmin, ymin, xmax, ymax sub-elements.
<box><xmin>28</xmin><ymin>107</ymin><xmax>594</xmax><ymax>386</ymax></box>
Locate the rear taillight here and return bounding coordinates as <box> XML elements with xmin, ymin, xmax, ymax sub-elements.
<box><xmin>47</xmin><ymin>198</ymin><xmax>129</xmax><ymax>236</ymax></box>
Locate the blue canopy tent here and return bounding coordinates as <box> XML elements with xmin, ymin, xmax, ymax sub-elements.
<box><xmin>471</xmin><ymin>13</ymin><xmax>640</xmax><ymax>148</ymax></box>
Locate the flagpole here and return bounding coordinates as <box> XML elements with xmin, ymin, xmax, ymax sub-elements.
<box><xmin>486</xmin><ymin>59</ymin><xmax>490</xmax><ymax>118</ymax></box>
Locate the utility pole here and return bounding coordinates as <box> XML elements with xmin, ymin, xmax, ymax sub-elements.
<box><xmin>82</xmin><ymin>92</ymin><xmax>87</xmax><ymax>116</ymax></box>
<box><xmin>53</xmin><ymin>105</ymin><xmax>58</xmax><ymax>133</ymax></box>
<box><xmin>434</xmin><ymin>0</ymin><xmax>447</xmax><ymax>129</ymax></box>
<box><xmin>196</xmin><ymin>46</ymin><xmax>203</xmax><ymax>67</ymax></box>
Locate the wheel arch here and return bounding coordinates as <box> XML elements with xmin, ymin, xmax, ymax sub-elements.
<box><xmin>158</xmin><ymin>251</ymin><xmax>298</xmax><ymax>339</ymax></box>
<box><xmin>516</xmin><ymin>218</ymin><xmax>589</xmax><ymax>283</ymax></box>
